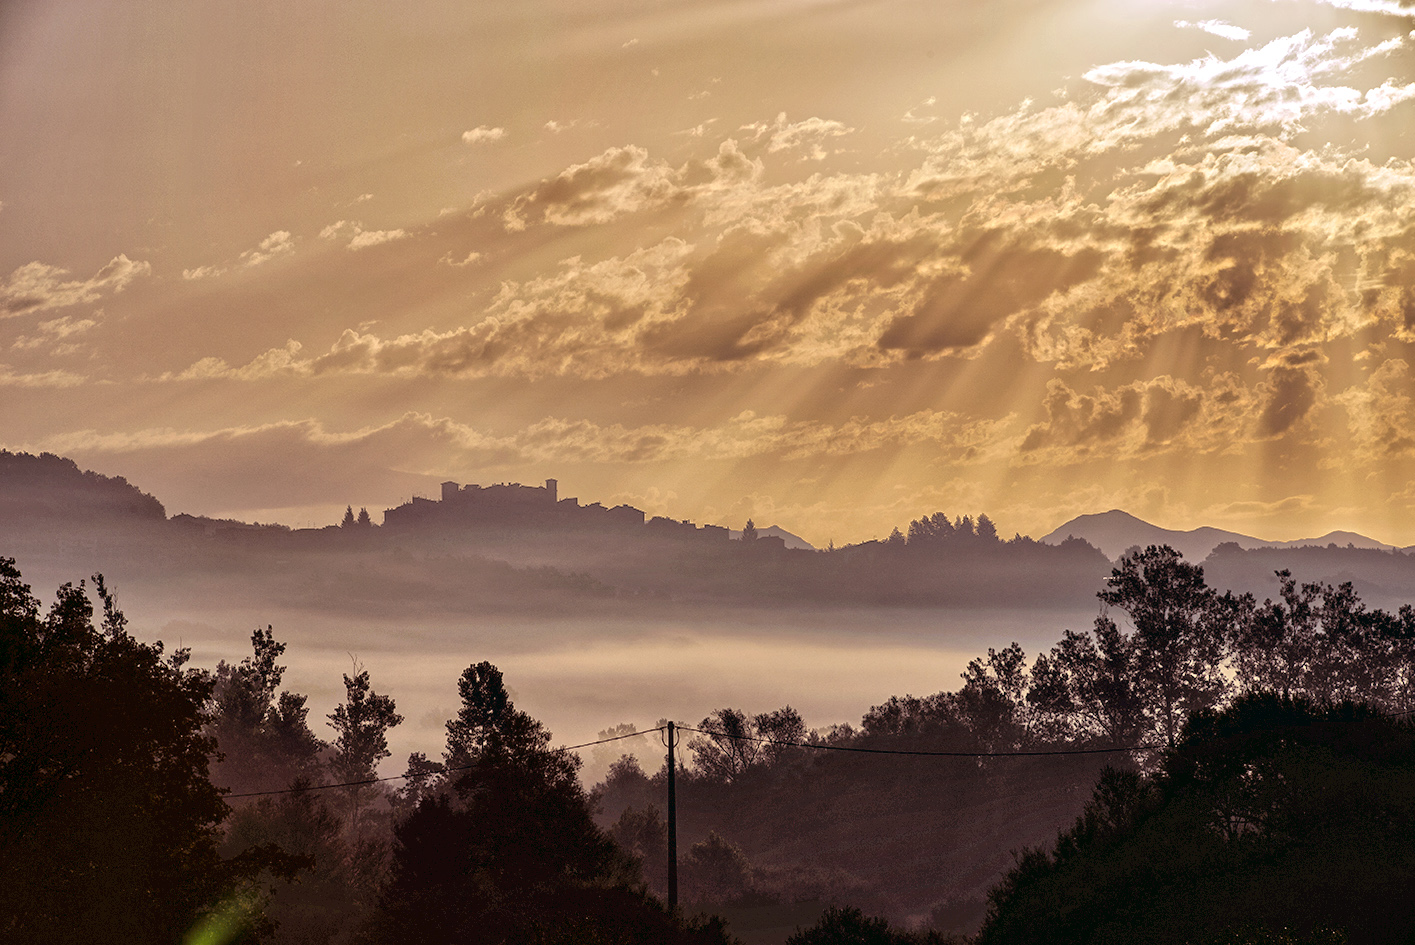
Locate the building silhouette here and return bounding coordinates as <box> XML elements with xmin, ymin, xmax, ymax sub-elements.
<box><xmin>382</xmin><ymin>478</ymin><xmax>730</xmax><ymax>542</ymax></box>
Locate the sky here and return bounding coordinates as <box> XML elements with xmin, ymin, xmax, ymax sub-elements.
<box><xmin>7</xmin><ymin>0</ymin><xmax>1415</xmax><ymax>547</ymax></box>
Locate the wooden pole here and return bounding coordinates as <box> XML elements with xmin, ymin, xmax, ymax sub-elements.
<box><xmin>667</xmin><ymin>720</ymin><xmax>678</xmax><ymax>911</ymax></box>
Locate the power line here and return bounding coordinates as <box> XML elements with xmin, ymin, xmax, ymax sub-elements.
<box><xmin>679</xmin><ymin>725</ymin><xmax>1145</xmax><ymax>757</ymax></box>
<box><xmin>225</xmin><ymin>717</ymin><xmax>1149</xmax><ymax>800</ymax></box>
<box><xmin>224</xmin><ymin>725</ymin><xmax>665</xmax><ymax>799</ymax></box>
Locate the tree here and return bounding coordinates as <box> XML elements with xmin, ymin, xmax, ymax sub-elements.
<box><xmin>787</xmin><ymin>905</ymin><xmax>956</xmax><ymax>944</ymax></box>
<box><xmin>978</xmin><ymin>696</ymin><xmax>1415</xmax><ymax>945</ymax></box>
<box><xmin>743</xmin><ymin>518</ymin><xmax>759</xmax><ymax>542</ymax></box>
<box><xmin>1098</xmin><ymin>545</ymin><xmax>1231</xmax><ymax>747</ymax></box>
<box><xmin>976</xmin><ymin>513</ymin><xmax>999</xmax><ymax>543</ymax></box>
<box><xmin>327</xmin><ymin>664</ymin><xmax>402</xmax><ymax>827</ymax></box>
<box><xmin>220</xmin><ymin>784</ymin><xmax>367</xmax><ymax>945</ymax></box>
<box><xmin>393</xmin><ymin>751</ymin><xmax>445</xmax><ymax>813</ymax></box>
<box><xmin>953</xmin><ymin>643</ymin><xmax>1029</xmax><ymax>750</ymax></box>
<box><xmin>0</xmin><ymin>560</ymin><xmax>285</xmax><ymax>943</ymax></box>
<box><xmin>1027</xmin><ymin>619</ymin><xmax>1145</xmax><ymax>748</ymax></box>
<box><xmin>443</xmin><ymin>659</ymin><xmax>548</xmax><ymax>770</ymax></box>
<box><xmin>368</xmin><ymin>662</ymin><xmax>732</xmax><ymax>944</ymax></box>
<box><xmin>208</xmin><ymin>625</ymin><xmax>324</xmax><ymax>794</ymax></box>
<box><xmin>688</xmin><ymin>705</ymin><xmax>806</xmax><ymax>781</ymax></box>
<box><xmin>680</xmin><ymin>832</ymin><xmax>754</xmax><ymax>904</ymax></box>
<box><xmin>610</xmin><ymin>804</ymin><xmax>670</xmax><ymax>898</ymax></box>
<box><xmin>356</xmin><ymin>506</ymin><xmax>372</xmax><ymax>527</ymax></box>
<box><xmin>341</xmin><ymin>505</ymin><xmax>356</xmax><ymax>528</ymax></box>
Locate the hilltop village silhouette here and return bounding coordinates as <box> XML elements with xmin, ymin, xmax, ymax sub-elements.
<box><xmin>383</xmin><ymin>477</ymin><xmax>781</xmax><ymax>547</ymax></box>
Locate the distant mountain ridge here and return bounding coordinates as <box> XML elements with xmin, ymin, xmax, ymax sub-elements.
<box><xmin>1041</xmin><ymin>509</ymin><xmax>1399</xmax><ymax>561</ymax></box>
<box><xmin>728</xmin><ymin>525</ymin><xmax>815</xmax><ymax>550</ymax></box>
<box><xmin>0</xmin><ymin>450</ymin><xmax>166</xmax><ymax>522</ymax></box>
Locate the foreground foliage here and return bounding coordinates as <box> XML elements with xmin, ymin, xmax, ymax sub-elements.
<box><xmin>0</xmin><ymin>558</ymin><xmax>291</xmax><ymax>943</ymax></box>
<box><xmin>978</xmin><ymin>695</ymin><xmax>1415</xmax><ymax>945</ymax></box>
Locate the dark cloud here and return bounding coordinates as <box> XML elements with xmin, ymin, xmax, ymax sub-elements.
<box><xmin>1257</xmin><ymin>364</ymin><xmax>1321</xmax><ymax>438</ymax></box>
<box><xmin>1141</xmin><ymin>382</ymin><xmax>1204</xmax><ymax>445</ymax></box>
<box><xmin>1021</xmin><ymin>375</ymin><xmax>1214</xmax><ymax>455</ymax></box>
<box><xmin>879</xmin><ymin>232</ymin><xmax>1104</xmax><ymax>354</ymax></box>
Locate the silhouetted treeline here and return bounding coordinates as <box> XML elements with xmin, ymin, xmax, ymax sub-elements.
<box><xmin>0</xmin><ymin>449</ymin><xmax>165</xmax><ymax>522</ymax></box>
<box><xmin>978</xmin><ymin>696</ymin><xmax>1415</xmax><ymax>945</ymax></box>
<box><xmin>593</xmin><ymin>545</ymin><xmax>1415</xmax><ymax>937</ymax></box>
<box><xmin>0</xmin><ymin>558</ymin><xmax>299</xmax><ymax>943</ymax></box>
<box><xmin>0</xmin><ymin>556</ymin><xmax>734</xmax><ymax>943</ymax></box>
<box><xmin>11</xmin><ymin>543</ymin><xmax>1415</xmax><ymax>942</ymax></box>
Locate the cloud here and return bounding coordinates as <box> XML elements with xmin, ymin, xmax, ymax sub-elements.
<box><xmin>172</xmin><ymin>340</ymin><xmax>306</xmax><ymax>381</ymax></box>
<box><xmin>10</xmin><ymin>314</ymin><xmax>99</xmax><ymax>352</ymax></box>
<box><xmin>1307</xmin><ymin>0</ymin><xmax>1415</xmax><ymax>14</ymax></box>
<box><xmin>503</xmin><ymin>409</ymin><xmax>1008</xmax><ymax>465</ymax></box>
<box><xmin>0</xmin><ymin>364</ymin><xmax>88</xmax><ymax>387</ymax></box>
<box><xmin>1019</xmin><ymin>374</ymin><xmax>1249</xmax><ymax>461</ymax></box>
<box><xmin>1202</xmin><ymin>495</ymin><xmax>1318</xmax><ymax>520</ymax></box>
<box><xmin>1081</xmin><ymin>28</ymin><xmax>1415</xmax><ymax>136</ymax></box>
<box><xmin>1</xmin><ymin>255</ymin><xmax>149</xmax><ymax>316</ymax></box>
<box><xmin>41</xmin><ymin>408</ymin><xmax>1006</xmax><ymax>500</ymax></box>
<box><xmin>508</xmin><ymin>146</ymin><xmax>682</xmax><ymax>228</ymax></box>
<box><xmin>439</xmin><ymin>251</ymin><xmax>483</xmax><ymax>268</ymax></box>
<box><xmin>319</xmin><ymin>220</ymin><xmax>409</xmax><ymax>250</ymax></box>
<box><xmin>1175</xmin><ymin>20</ymin><xmax>1252</xmax><ymax>42</ymax></box>
<box><xmin>348</xmin><ymin>228</ymin><xmax>408</xmax><ymax>250</ymax></box>
<box><xmin>173</xmin><ymin>240</ymin><xmax>698</xmax><ymax>380</ymax></box>
<box><xmin>877</xmin><ymin>231</ymin><xmax>1105</xmax><ymax>355</ymax></box>
<box><xmin>462</xmin><ymin>125</ymin><xmax>506</xmax><ymax>144</ymax></box>
<box><xmin>240</xmin><ymin>230</ymin><xmax>295</xmax><ymax>267</ymax></box>
<box><xmin>1334</xmin><ymin>358</ymin><xmax>1415</xmax><ymax>459</ymax></box>
<box><xmin>182</xmin><ymin>231</ymin><xmax>296</xmax><ymax>280</ymax></box>
<box><xmin>156</xmin><ymin>26</ymin><xmax>1415</xmax><ymax>414</ymax></box>
<box><xmin>505</xmin><ymin>140</ymin><xmax>762</xmax><ymax>230</ymax></box>
<box><xmin>740</xmin><ymin>113</ymin><xmax>854</xmax><ymax>159</ymax></box>
<box><xmin>907</xmin><ymin>28</ymin><xmax>1415</xmax><ymax>202</ymax></box>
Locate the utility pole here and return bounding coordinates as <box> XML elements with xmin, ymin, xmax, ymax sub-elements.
<box><xmin>667</xmin><ymin>720</ymin><xmax>678</xmax><ymax>911</ymax></box>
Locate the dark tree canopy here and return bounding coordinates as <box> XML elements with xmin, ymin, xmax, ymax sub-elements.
<box><xmin>1098</xmin><ymin>545</ymin><xmax>1232</xmax><ymax>746</ymax></box>
<box><xmin>978</xmin><ymin>695</ymin><xmax>1415</xmax><ymax>945</ymax></box>
<box><xmin>209</xmin><ymin>625</ymin><xmax>324</xmax><ymax>794</ymax></box>
<box><xmin>369</xmin><ymin>661</ymin><xmax>733</xmax><ymax>945</ymax></box>
<box><xmin>0</xmin><ymin>559</ymin><xmax>278</xmax><ymax>943</ymax></box>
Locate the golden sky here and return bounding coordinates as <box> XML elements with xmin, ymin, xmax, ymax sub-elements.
<box><xmin>6</xmin><ymin>0</ymin><xmax>1415</xmax><ymax>546</ymax></box>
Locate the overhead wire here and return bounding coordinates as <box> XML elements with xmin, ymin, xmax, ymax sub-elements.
<box><xmin>678</xmin><ymin>725</ymin><xmax>1145</xmax><ymax>757</ymax></box>
<box><xmin>225</xmin><ymin>718</ymin><xmax>1148</xmax><ymax>799</ymax></box>
<box><xmin>224</xmin><ymin>725</ymin><xmax>665</xmax><ymax>799</ymax></box>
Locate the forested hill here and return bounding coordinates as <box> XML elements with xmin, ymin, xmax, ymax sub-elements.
<box><xmin>14</xmin><ymin>448</ymin><xmax>1415</xmax><ymax>613</ymax></box>
<box><xmin>0</xmin><ymin>450</ymin><xmax>1114</xmax><ymax>610</ymax></box>
<box><xmin>0</xmin><ymin>450</ymin><xmax>165</xmax><ymax>522</ymax></box>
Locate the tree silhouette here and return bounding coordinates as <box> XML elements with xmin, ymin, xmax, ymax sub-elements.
<box><xmin>610</xmin><ymin>803</ymin><xmax>670</xmax><ymax>897</ymax></box>
<box><xmin>978</xmin><ymin>696</ymin><xmax>1415</xmax><ymax>945</ymax></box>
<box><xmin>743</xmin><ymin>518</ymin><xmax>759</xmax><ymax>542</ymax></box>
<box><xmin>1027</xmin><ymin>618</ymin><xmax>1145</xmax><ymax>747</ymax></box>
<box><xmin>0</xmin><ymin>559</ymin><xmax>286</xmax><ymax>942</ymax></box>
<box><xmin>369</xmin><ymin>662</ymin><xmax>731</xmax><ymax>944</ymax></box>
<box><xmin>356</xmin><ymin>506</ymin><xmax>372</xmax><ymax>527</ymax></box>
<box><xmin>443</xmin><ymin>659</ymin><xmax>551</xmax><ymax>769</ymax></box>
<box><xmin>327</xmin><ymin>665</ymin><xmax>401</xmax><ymax>827</ymax></box>
<box><xmin>787</xmin><ymin>905</ymin><xmax>956</xmax><ymax>944</ymax></box>
<box><xmin>208</xmin><ymin>625</ymin><xmax>324</xmax><ymax>794</ymax></box>
<box><xmin>1099</xmin><ymin>545</ymin><xmax>1230</xmax><ymax>747</ymax></box>
<box><xmin>688</xmin><ymin>706</ymin><xmax>807</xmax><ymax>782</ymax></box>
<box><xmin>976</xmin><ymin>513</ymin><xmax>999</xmax><ymax>543</ymax></box>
